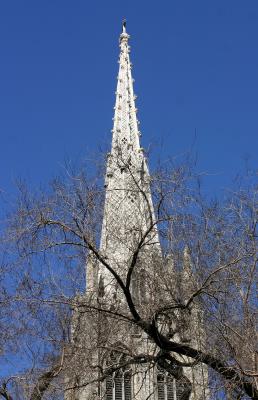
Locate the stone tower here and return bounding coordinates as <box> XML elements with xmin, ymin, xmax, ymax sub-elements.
<box><xmin>66</xmin><ymin>22</ymin><xmax>209</xmax><ymax>400</ymax></box>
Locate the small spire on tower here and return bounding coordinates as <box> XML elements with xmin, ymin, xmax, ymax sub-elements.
<box><xmin>183</xmin><ymin>245</ymin><xmax>194</xmax><ymax>280</ymax></box>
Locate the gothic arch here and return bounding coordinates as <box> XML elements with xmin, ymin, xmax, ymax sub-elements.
<box><xmin>104</xmin><ymin>346</ymin><xmax>132</xmax><ymax>400</ymax></box>
<box><xmin>157</xmin><ymin>370</ymin><xmax>176</xmax><ymax>400</ymax></box>
<box><xmin>156</xmin><ymin>368</ymin><xmax>191</xmax><ymax>400</ymax></box>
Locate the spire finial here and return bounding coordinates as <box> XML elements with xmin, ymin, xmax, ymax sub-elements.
<box><xmin>122</xmin><ymin>18</ymin><xmax>127</xmax><ymax>33</ymax></box>
<box><xmin>120</xmin><ymin>18</ymin><xmax>129</xmax><ymax>43</ymax></box>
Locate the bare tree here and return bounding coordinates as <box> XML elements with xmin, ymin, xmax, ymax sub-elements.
<box><xmin>0</xmin><ymin>161</ymin><xmax>257</xmax><ymax>399</ymax></box>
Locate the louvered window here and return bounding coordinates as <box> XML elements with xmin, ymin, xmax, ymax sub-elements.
<box><xmin>114</xmin><ymin>372</ymin><xmax>123</xmax><ymax>400</ymax></box>
<box><xmin>157</xmin><ymin>374</ymin><xmax>165</xmax><ymax>400</ymax></box>
<box><xmin>105</xmin><ymin>353</ymin><xmax>132</xmax><ymax>400</ymax></box>
<box><xmin>157</xmin><ymin>373</ymin><xmax>176</xmax><ymax>400</ymax></box>
<box><xmin>167</xmin><ymin>377</ymin><xmax>174</xmax><ymax>400</ymax></box>
<box><xmin>105</xmin><ymin>370</ymin><xmax>132</xmax><ymax>400</ymax></box>
<box><xmin>106</xmin><ymin>375</ymin><xmax>113</xmax><ymax>400</ymax></box>
<box><xmin>124</xmin><ymin>371</ymin><xmax>131</xmax><ymax>400</ymax></box>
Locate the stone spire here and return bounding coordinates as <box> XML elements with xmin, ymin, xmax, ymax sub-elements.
<box><xmin>109</xmin><ymin>19</ymin><xmax>141</xmax><ymax>167</ymax></box>
<box><xmin>97</xmin><ymin>21</ymin><xmax>160</xmax><ymax>288</ymax></box>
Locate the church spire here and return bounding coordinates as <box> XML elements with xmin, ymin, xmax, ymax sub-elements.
<box><xmin>97</xmin><ymin>22</ymin><xmax>160</xmax><ymax>285</ymax></box>
<box><xmin>109</xmin><ymin>20</ymin><xmax>142</xmax><ymax>169</ymax></box>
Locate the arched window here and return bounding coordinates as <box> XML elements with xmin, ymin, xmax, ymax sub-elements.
<box><xmin>105</xmin><ymin>352</ymin><xmax>132</xmax><ymax>400</ymax></box>
<box><xmin>157</xmin><ymin>371</ymin><xmax>191</xmax><ymax>400</ymax></box>
<box><xmin>157</xmin><ymin>372</ymin><xmax>176</xmax><ymax>400</ymax></box>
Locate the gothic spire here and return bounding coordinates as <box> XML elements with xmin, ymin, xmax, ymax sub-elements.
<box><xmin>97</xmin><ymin>22</ymin><xmax>160</xmax><ymax>284</ymax></box>
<box><xmin>109</xmin><ymin>20</ymin><xmax>142</xmax><ymax>167</ymax></box>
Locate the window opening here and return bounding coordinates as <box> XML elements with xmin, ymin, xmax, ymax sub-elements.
<box><xmin>105</xmin><ymin>352</ymin><xmax>132</xmax><ymax>400</ymax></box>
<box><xmin>157</xmin><ymin>372</ymin><xmax>177</xmax><ymax>400</ymax></box>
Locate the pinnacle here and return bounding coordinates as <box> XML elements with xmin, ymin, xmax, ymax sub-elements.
<box><xmin>120</xmin><ymin>18</ymin><xmax>130</xmax><ymax>43</ymax></box>
<box><xmin>122</xmin><ymin>18</ymin><xmax>127</xmax><ymax>33</ymax></box>
<box><xmin>111</xmin><ymin>20</ymin><xmax>140</xmax><ymax>160</ymax></box>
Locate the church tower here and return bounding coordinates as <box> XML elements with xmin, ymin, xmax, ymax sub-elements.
<box><xmin>66</xmin><ymin>22</ymin><xmax>209</xmax><ymax>400</ymax></box>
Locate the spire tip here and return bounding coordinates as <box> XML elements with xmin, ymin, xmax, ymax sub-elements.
<box><xmin>120</xmin><ymin>18</ymin><xmax>129</xmax><ymax>42</ymax></box>
<box><xmin>122</xmin><ymin>18</ymin><xmax>127</xmax><ymax>33</ymax></box>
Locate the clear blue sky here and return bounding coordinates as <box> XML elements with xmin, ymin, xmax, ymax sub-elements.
<box><xmin>0</xmin><ymin>1</ymin><xmax>257</xmax><ymax>195</ymax></box>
